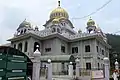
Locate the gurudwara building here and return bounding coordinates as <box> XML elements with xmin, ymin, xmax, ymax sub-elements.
<box><xmin>4</xmin><ymin>1</ymin><xmax>110</xmax><ymax>73</ymax></box>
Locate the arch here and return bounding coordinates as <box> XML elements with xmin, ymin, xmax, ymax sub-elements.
<box><xmin>61</xmin><ymin>23</ymin><xmax>63</xmax><ymax>26</ymax></box>
<box><xmin>34</xmin><ymin>42</ymin><xmax>40</xmax><ymax>52</ymax></box>
<box><xmin>13</xmin><ymin>44</ymin><xmax>16</xmax><ymax>49</ymax></box>
<box><xmin>69</xmin><ymin>55</ymin><xmax>75</xmax><ymax>62</ymax></box>
<box><xmin>52</xmin><ymin>28</ymin><xmax>56</xmax><ymax>33</ymax></box>
<box><xmin>24</xmin><ymin>29</ymin><xmax>26</xmax><ymax>33</ymax></box>
<box><xmin>20</xmin><ymin>30</ymin><xmax>23</xmax><ymax>34</ymax></box>
<box><xmin>18</xmin><ymin>43</ymin><xmax>22</xmax><ymax>51</ymax></box>
<box><xmin>24</xmin><ymin>41</ymin><xmax>28</xmax><ymax>52</ymax></box>
<box><xmin>17</xmin><ymin>30</ymin><xmax>20</xmax><ymax>35</ymax></box>
<box><xmin>59</xmin><ymin>13</ymin><xmax>60</xmax><ymax>16</ymax></box>
<box><xmin>57</xmin><ymin>28</ymin><xmax>60</xmax><ymax>33</ymax></box>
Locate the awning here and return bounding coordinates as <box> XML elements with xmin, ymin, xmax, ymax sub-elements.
<box><xmin>40</xmin><ymin>55</ymin><xmax>75</xmax><ymax>62</ymax></box>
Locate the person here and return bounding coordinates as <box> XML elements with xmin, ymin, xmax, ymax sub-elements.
<box><xmin>112</xmin><ymin>70</ymin><xmax>119</xmax><ymax>80</ymax></box>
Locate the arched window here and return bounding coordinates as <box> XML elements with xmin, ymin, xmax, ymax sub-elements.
<box><xmin>61</xmin><ymin>23</ymin><xmax>63</xmax><ymax>26</ymax></box>
<box><xmin>18</xmin><ymin>43</ymin><xmax>22</xmax><ymax>51</ymax></box>
<box><xmin>34</xmin><ymin>42</ymin><xmax>40</xmax><ymax>52</ymax></box>
<box><xmin>57</xmin><ymin>28</ymin><xmax>60</xmax><ymax>33</ymax></box>
<box><xmin>52</xmin><ymin>28</ymin><xmax>56</xmax><ymax>33</ymax></box>
<box><xmin>20</xmin><ymin>30</ymin><xmax>23</xmax><ymax>34</ymax></box>
<box><xmin>14</xmin><ymin>44</ymin><xmax>16</xmax><ymax>49</ymax></box>
<box><xmin>17</xmin><ymin>31</ymin><xmax>20</xmax><ymax>35</ymax></box>
<box><xmin>24</xmin><ymin>41</ymin><xmax>28</xmax><ymax>52</ymax></box>
<box><xmin>64</xmin><ymin>23</ymin><xmax>66</xmax><ymax>26</ymax></box>
<box><xmin>24</xmin><ymin>29</ymin><xmax>26</xmax><ymax>33</ymax></box>
<box><xmin>59</xmin><ymin>13</ymin><xmax>60</xmax><ymax>16</ymax></box>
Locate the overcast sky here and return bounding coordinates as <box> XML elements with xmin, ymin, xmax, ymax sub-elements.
<box><xmin>0</xmin><ymin>0</ymin><xmax>120</xmax><ymax>45</ymax></box>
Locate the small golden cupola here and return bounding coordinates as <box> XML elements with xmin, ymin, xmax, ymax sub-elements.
<box><xmin>52</xmin><ymin>18</ymin><xmax>60</xmax><ymax>24</ymax></box>
<box><xmin>50</xmin><ymin>1</ymin><xmax>69</xmax><ymax>19</ymax></box>
<box><xmin>87</xmin><ymin>17</ymin><xmax>95</xmax><ymax>26</ymax></box>
<box><xmin>86</xmin><ymin>17</ymin><xmax>96</xmax><ymax>33</ymax></box>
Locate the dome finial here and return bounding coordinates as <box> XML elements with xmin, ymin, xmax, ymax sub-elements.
<box><xmin>24</xmin><ymin>18</ymin><xmax>26</xmax><ymax>21</ymax></box>
<box><xmin>90</xmin><ymin>16</ymin><xmax>91</xmax><ymax>19</ymax></box>
<box><xmin>58</xmin><ymin>0</ymin><xmax>60</xmax><ymax>7</ymax></box>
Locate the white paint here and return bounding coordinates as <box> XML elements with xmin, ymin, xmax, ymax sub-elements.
<box><xmin>28</xmin><ymin>77</ymin><xmax>31</xmax><ymax>80</ymax></box>
<box><xmin>76</xmin><ymin>63</ymin><xmax>80</xmax><ymax>77</ymax></box>
<box><xmin>12</xmin><ymin>70</ymin><xmax>22</xmax><ymax>72</ymax></box>
<box><xmin>8</xmin><ymin>77</ymin><xmax>24</xmax><ymax>80</ymax></box>
<box><xmin>11</xmin><ymin>60</ymin><xmax>24</xmax><ymax>62</ymax></box>
<box><xmin>69</xmin><ymin>64</ymin><xmax>73</xmax><ymax>76</ymax></box>
<box><xmin>13</xmin><ymin>55</ymin><xmax>24</xmax><ymax>58</ymax></box>
<box><xmin>0</xmin><ymin>69</ymin><xmax>3</xmax><ymax>71</ymax></box>
<box><xmin>104</xmin><ymin>57</ymin><xmax>109</xmax><ymax>80</ymax></box>
<box><xmin>112</xmin><ymin>72</ymin><xmax>118</xmax><ymax>80</ymax></box>
<box><xmin>32</xmin><ymin>62</ymin><xmax>40</xmax><ymax>80</ymax></box>
<box><xmin>47</xmin><ymin>62</ymin><xmax>52</xmax><ymax>80</ymax></box>
<box><xmin>0</xmin><ymin>77</ymin><xmax>2</xmax><ymax>80</ymax></box>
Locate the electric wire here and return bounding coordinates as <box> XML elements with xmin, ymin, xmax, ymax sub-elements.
<box><xmin>72</xmin><ymin>0</ymin><xmax>113</xmax><ymax>20</ymax></box>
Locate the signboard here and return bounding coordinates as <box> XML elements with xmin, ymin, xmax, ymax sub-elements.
<box><xmin>0</xmin><ymin>46</ymin><xmax>30</xmax><ymax>80</ymax></box>
<box><xmin>92</xmin><ymin>70</ymin><xmax>104</xmax><ymax>79</ymax></box>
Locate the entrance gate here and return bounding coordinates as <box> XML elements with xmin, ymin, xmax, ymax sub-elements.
<box><xmin>0</xmin><ymin>46</ymin><xmax>32</xmax><ymax>80</ymax></box>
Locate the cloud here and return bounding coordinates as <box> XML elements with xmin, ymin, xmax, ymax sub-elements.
<box><xmin>0</xmin><ymin>0</ymin><xmax>120</xmax><ymax>44</ymax></box>
<box><xmin>0</xmin><ymin>0</ymin><xmax>57</xmax><ymax>44</ymax></box>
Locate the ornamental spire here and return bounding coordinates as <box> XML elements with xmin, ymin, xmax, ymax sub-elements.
<box><xmin>58</xmin><ymin>0</ymin><xmax>60</xmax><ymax>7</ymax></box>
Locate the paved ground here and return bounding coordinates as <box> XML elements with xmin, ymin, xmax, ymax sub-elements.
<box><xmin>40</xmin><ymin>75</ymin><xmax>92</xmax><ymax>80</ymax></box>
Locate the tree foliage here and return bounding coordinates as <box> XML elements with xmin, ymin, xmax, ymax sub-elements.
<box><xmin>106</xmin><ymin>34</ymin><xmax>120</xmax><ymax>69</ymax></box>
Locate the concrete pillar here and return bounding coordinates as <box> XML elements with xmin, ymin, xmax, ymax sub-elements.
<box><xmin>69</xmin><ymin>62</ymin><xmax>73</xmax><ymax>76</ymax></box>
<box><xmin>75</xmin><ymin>58</ymin><xmax>80</xmax><ymax>77</ymax></box>
<box><xmin>104</xmin><ymin>57</ymin><xmax>110</xmax><ymax>80</ymax></box>
<box><xmin>32</xmin><ymin>45</ymin><xmax>41</xmax><ymax>80</ymax></box>
<box><xmin>47</xmin><ymin>59</ymin><xmax>52</xmax><ymax>80</ymax></box>
<box><xmin>115</xmin><ymin>59</ymin><xmax>119</xmax><ymax>70</ymax></box>
<box><xmin>28</xmin><ymin>37</ymin><xmax>34</xmax><ymax>56</ymax></box>
<box><xmin>113</xmin><ymin>59</ymin><xmax>119</xmax><ymax>80</ymax></box>
<box><xmin>16</xmin><ymin>44</ymin><xmax>18</xmax><ymax>49</ymax></box>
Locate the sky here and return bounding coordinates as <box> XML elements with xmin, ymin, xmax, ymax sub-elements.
<box><xmin>0</xmin><ymin>0</ymin><xmax>120</xmax><ymax>45</ymax></box>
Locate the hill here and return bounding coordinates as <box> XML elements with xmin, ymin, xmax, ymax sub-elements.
<box><xmin>106</xmin><ymin>34</ymin><xmax>120</xmax><ymax>69</ymax></box>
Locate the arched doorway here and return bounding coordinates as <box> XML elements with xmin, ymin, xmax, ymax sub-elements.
<box><xmin>34</xmin><ymin>42</ymin><xmax>40</xmax><ymax>52</ymax></box>
<box><xmin>18</xmin><ymin>43</ymin><xmax>22</xmax><ymax>51</ymax></box>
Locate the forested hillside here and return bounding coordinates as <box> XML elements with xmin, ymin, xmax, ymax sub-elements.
<box><xmin>106</xmin><ymin>34</ymin><xmax>120</xmax><ymax>69</ymax></box>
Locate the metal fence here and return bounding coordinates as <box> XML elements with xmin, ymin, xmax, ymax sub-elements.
<box><xmin>39</xmin><ymin>68</ymin><xmax>104</xmax><ymax>77</ymax></box>
<box><xmin>79</xmin><ymin>68</ymin><xmax>104</xmax><ymax>76</ymax></box>
<box><xmin>40</xmin><ymin>67</ymin><xmax>48</xmax><ymax>77</ymax></box>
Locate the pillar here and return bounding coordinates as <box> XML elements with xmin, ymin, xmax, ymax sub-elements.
<box><xmin>104</xmin><ymin>57</ymin><xmax>110</xmax><ymax>80</ymax></box>
<box><xmin>76</xmin><ymin>58</ymin><xmax>80</xmax><ymax>77</ymax></box>
<box><xmin>32</xmin><ymin>45</ymin><xmax>41</xmax><ymax>80</ymax></box>
<box><xmin>69</xmin><ymin>62</ymin><xmax>73</xmax><ymax>76</ymax></box>
<box><xmin>47</xmin><ymin>59</ymin><xmax>52</xmax><ymax>80</ymax></box>
<box><xmin>115</xmin><ymin>59</ymin><xmax>119</xmax><ymax>70</ymax></box>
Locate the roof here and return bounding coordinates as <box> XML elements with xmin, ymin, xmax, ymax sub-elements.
<box><xmin>7</xmin><ymin>30</ymin><xmax>111</xmax><ymax>48</ymax></box>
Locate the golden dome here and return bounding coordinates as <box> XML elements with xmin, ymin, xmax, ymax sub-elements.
<box><xmin>59</xmin><ymin>17</ymin><xmax>66</xmax><ymax>20</ymax></box>
<box><xmin>87</xmin><ymin>17</ymin><xmax>95</xmax><ymax>26</ymax></box>
<box><xmin>52</xmin><ymin>18</ymin><xmax>60</xmax><ymax>24</ymax></box>
<box><xmin>50</xmin><ymin>1</ymin><xmax>69</xmax><ymax>19</ymax></box>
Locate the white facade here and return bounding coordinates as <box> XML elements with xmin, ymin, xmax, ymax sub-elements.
<box><xmin>4</xmin><ymin>1</ymin><xmax>111</xmax><ymax>73</ymax></box>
